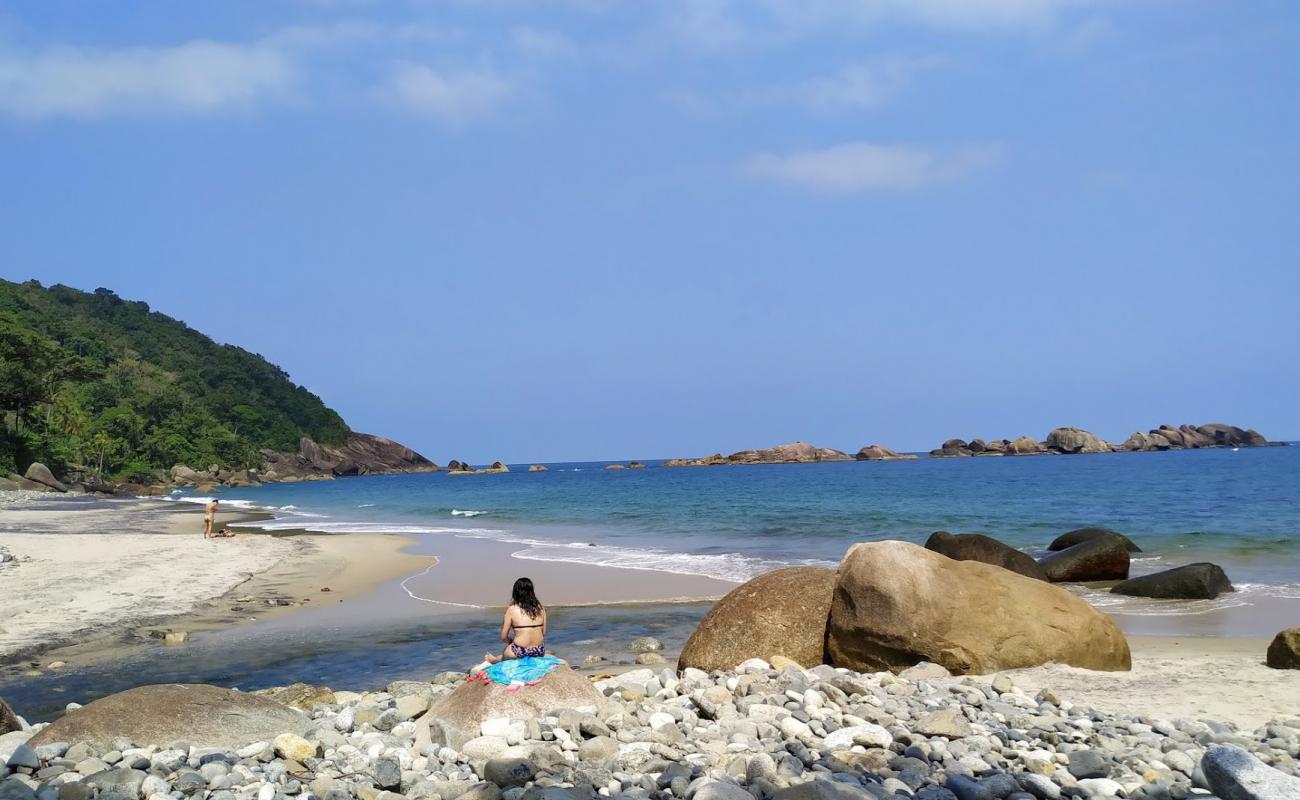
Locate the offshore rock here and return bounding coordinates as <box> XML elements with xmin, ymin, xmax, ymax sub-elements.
<box><xmin>1110</xmin><ymin>563</ymin><xmax>1233</xmax><ymax>599</ymax></box>
<box><xmin>1048</xmin><ymin>527</ymin><xmax>1141</xmax><ymax>553</ymax></box>
<box><xmin>1038</xmin><ymin>535</ymin><xmax>1131</xmax><ymax>582</ymax></box>
<box><xmin>827</xmin><ymin>541</ymin><xmax>1130</xmax><ymax>674</ymax></box>
<box><xmin>679</xmin><ymin>566</ymin><xmax>836</xmax><ymax>672</ymax></box>
<box><xmin>1043</xmin><ymin>428</ymin><xmax>1114</xmax><ymax>454</ymax></box>
<box><xmin>854</xmin><ymin>445</ymin><xmax>917</xmax><ymax>461</ymax></box>
<box><xmin>665</xmin><ymin>441</ymin><xmax>852</xmax><ymax>467</ymax></box>
<box><xmin>924</xmin><ymin>531</ymin><xmax>1048</xmax><ymax>581</ymax></box>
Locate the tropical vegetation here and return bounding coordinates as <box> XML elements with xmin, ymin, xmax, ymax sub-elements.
<box><xmin>0</xmin><ymin>279</ymin><xmax>348</xmax><ymax>480</ymax></box>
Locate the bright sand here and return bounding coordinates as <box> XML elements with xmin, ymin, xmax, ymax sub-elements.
<box><xmin>994</xmin><ymin>636</ymin><xmax>1300</xmax><ymax>731</ymax></box>
<box><xmin>0</xmin><ymin>502</ymin><xmax>429</xmax><ymax>661</ymax></box>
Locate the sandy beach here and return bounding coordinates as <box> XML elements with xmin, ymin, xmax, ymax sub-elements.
<box><xmin>0</xmin><ymin>500</ymin><xmax>430</xmax><ymax>665</ymax></box>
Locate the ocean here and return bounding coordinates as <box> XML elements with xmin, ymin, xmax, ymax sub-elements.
<box><xmin>203</xmin><ymin>444</ymin><xmax>1300</xmax><ymax>609</ymax></box>
<box><xmin>3</xmin><ymin>444</ymin><xmax>1298</xmax><ymax>720</ymax></box>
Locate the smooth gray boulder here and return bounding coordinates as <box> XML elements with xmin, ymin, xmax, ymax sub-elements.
<box><xmin>1201</xmin><ymin>744</ymin><xmax>1300</xmax><ymax>799</ymax></box>
<box><xmin>28</xmin><ymin>684</ymin><xmax>307</xmax><ymax>750</ymax></box>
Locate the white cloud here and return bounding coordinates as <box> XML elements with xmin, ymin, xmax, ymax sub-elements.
<box><xmin>744</xmin><ymin>141</ymin><xmax>1001</xmax><ymax>192</ymax></box>
<box><xmin>742</xmin><ymin>55</ymin><xmax>942</xmax><ymax>112</ymax></box>
<box><xmin>379</xmin><ymin>62</ymin><xmax>517</xmax><ymax>127</ymax></box>
<box><xmin>0</xmin><ymin>39</ymin><xmax>297</xmax><ymax>119</ymax></box>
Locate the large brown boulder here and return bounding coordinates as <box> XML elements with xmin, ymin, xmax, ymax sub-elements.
<box><xmin>1005</xmin><ymin>436</ymin><xmax>1046</xmax><ymax>455</ymax></box>
<box><xmin>0</xmin><ymin>696</ymin><xmax>20</xmax><ymax>735</ymax></box>
<box><xmin>28</xmin><ymin>684</ymin><xmax>308</xmax><ymax>750</ymax></box>
<box><xmin>855</xmin><ymin>445</ymin><xmax>917</xmax><ymax>461</ymax></box>
<box><xmin>1110</xmin><ymin>563</ymin><xmax>1233</xmax><ymax>600</ymax></box>
<box><xmin>827</xmin><ymin>541</ymin><xmax>1130</xmax><ymax>674</ymax></box>
<box><xmin>418</xmin><ymin>664</ymin><xmax>605</xmax><ymax>749</ymax></box>
<box><xmin>924</xmin><ymin>531</ymin><xmax>1048</xmax><ymax>581</ymax></box>
<box><xmin>1038</xmin><ymin>535</ymin><xmax>1131</xmax><ymax>582</ymax></box>
<box><xmin>679</xmin><ymin>567</ymin><xmax>836</xmax><ymax>672</ymax></box>
<box><xmin>1048</xmin><ymin>527</ymin><xmax>1141</xmax><ymax>553</ymax></box>
<box><xmin>1267</xmin><ymin>629</ymin><xmax>1300</xmax><ymax>670</ymax></box>
<box><xmin>1044</xmin><ymin>428</ymin><xmax>1113</xmax><ymax>454</ymax></box>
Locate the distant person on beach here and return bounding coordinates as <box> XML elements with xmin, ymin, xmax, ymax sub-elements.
<box><xmin>203</xmin><ymin>498</ymin><xmax>218</xmax><ymax>538</ymax></box>
<box><xmin>484</xmin><ymin>577</ymin><xmax>547</xmax><ymax>664</ymax></box>
<box><xmin>213</xmin><ymin>526</ymin><xmax>236</xmax><ymax>538</ymax></box>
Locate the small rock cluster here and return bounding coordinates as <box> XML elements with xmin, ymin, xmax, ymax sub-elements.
<box><xmin>4</xmin><ymin>658</ymin><xmax>1300</xmax><ymax>800</ymax></box>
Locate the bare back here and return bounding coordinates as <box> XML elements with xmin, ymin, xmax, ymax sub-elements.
<box><xmin>505</xmin><ymin>603</ymin><xmax>546</xmax><ymax>648</ymax></box>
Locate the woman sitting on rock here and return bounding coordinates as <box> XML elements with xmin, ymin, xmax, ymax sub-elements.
<box><xmin>485</xmin><ymin>577</ymin><xmax>547</xmax><ymax>664</ymax></box>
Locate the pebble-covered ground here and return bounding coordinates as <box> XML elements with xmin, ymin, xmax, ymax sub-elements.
<box><xmin>2</xmin><ymin>656</ymin><xmax>1299</xmax><ymax>800</ymax></box>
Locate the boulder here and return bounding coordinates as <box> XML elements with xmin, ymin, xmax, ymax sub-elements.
<box><xmin>417</xmin><ymin>665</ymin><xmax>604</xmax><ymax>751</ymax></box>
<box><xmin>1201</xmin><ymin>744</ymin><xmax>1300</xmax><ymax>799</ymax></box>
<box><xmin>486</xmin><ymin>461</ymin><xmax>509</xmax><ymax>473</ymax></box>
<box><xmin>527</xmin><ymin>465</ymin><xmax>549</xmax><ymax>472</ymax></box>
<box><xmin>0</xmin><ymin>476</ymin><xmax>22</xmax><ymax>492</ymax></box>
<box><xmin>28</xmin><ymin>684</ymin><xmax>308</xmax><ymax>750</ymax></box>
<box><xmin>924</xmin><ymin>531</ymin><xmax>1048</xmax><ymax>581</ymax></box>
<box><xmin>1005</xmin><ymin>436</ymin><xmax>1046</xmax><ymax>455</ymax></box>
<box><xmin>854</xmin><ymin>445</ymin><xmax>917</xmax><ymax>461</ymax></box>
<box><xmin>628</xmin><ymin>462</ymin><xmax>646</xmax><ymax>469</ymax></box>
<box><xmin>826</xmin><ymin>541</ymin><xmax>1130</xmax><ymax>674</ymax></box>
<box><xmin>1038</xmin><ymin>535</ymin><xmax>1131</xmax><ymax>582</ymax></box>
<box><xmin>930</xmin><ymin>439</ymin><xmax>971</xmax><ymax>457</ymax></box>
<box><xmin>1267</xmin><ymin>629</ymin><xmax>1300</xmax><ymax>670</ymax></box>
<box><xmin>169</xmin><ymin>464</ymin><xmax>207</xmax><ymax>485</ymax></box>
<box><xmin>0</xmin><ymin>696</ymin><xmax>20</xmax><ymax>735</ymax></box>
<box><xmin>23</xmin><ymin>463</ymin><xmax>66</xmax><ymax>493</ymax></box>
<box><xmin>1048</xmin><ymin>527</ymin><xmax>1141</xmax><ymax>553</ymax></box>
<box><xmin>679</xmin><ymin>566</ymin><xmax>836</xmax><ymax>672</ymax></box>
<box><xmin>665</xmin><ymin>442</ymin><xmax>851</xmax><ymax>467</ymax></box>
<box><xmin>1110</xmin><ymin>563</ymin><xmax>1233</xmax><ymax>599</ymax></box>
<box><xmin>605</xmin><ymin>464</ymin><xmax>625</xmax><ymax>470</ymax></box>
<box><xmin>1044</xmin><ymin>428</ymin><xmax>1113</xmax><ymax>454</ymax></box>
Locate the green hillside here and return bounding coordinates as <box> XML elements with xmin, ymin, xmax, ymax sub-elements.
<box><xmin>0</xmin><ymin>279</ymin><xmax>349</xmax><ymax>480</ymax></box>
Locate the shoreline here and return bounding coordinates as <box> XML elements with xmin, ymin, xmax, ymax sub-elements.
<box><xmin>0</xmin><ymin>500</ymin><xmax>432</xmax><ymax>670</ymax></box>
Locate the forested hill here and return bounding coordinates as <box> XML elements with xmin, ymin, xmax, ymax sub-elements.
<box><xmin>0</xmin><ymin>278</ymin><xmax>351</xmax><ymax>480</ymax></box>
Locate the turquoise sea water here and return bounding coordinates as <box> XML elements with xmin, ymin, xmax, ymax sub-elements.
<box><xmin>204</xmin><ymin>444</ymin><xmax>1300</xmax><ymax>593</ymax></box>
<box><xmin>3</xmin><ymin>445</ymin><xmax>1298</xmax><ymax>720</ymax></box>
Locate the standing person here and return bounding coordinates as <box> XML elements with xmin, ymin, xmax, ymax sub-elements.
<box><xmin>485</xmin><ymin>577</ymin><xmax>547</xmax><ymax>663</ymax></box>
<box><xmin>203</xmin><ymin>497</ymin><xmax>219</xmax><ymax>538</ymax></box>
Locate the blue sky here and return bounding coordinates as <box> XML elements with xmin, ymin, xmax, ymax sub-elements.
<box><xmin>1</xmin><ymin>1</ymin><xmax>1297</xmax><ymax>462</ymax></box>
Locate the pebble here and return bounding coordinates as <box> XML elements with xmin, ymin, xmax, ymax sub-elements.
<box><xmin>2</xmin><ymin>659</ymin><xmax>1295</xmax><ymax>800</ymax></box>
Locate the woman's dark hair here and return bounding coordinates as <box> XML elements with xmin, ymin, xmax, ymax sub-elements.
<box><xmin>512</xmin><ymin>577</ymin><xmax>542</xmax><ymax>618</ymax></box>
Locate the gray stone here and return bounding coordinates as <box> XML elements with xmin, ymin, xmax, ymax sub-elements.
<box><xmin>6</xmin><ymin>745</ymin><xmax>39</xmax><ymax>770</ymax></box>
<box><xmin>1067</xmin><ymin>750</ymin><xmax>1109</xmax><ymax>779</ymax></box>
<box><xmin>483</xmin><ymin>758</ymin><xmax>534</xmax><ymax>787</ymax></box>
<box><xmin>84</xmin><ymin>768</ymin><xmax>148</xmax><ymax>800</ymax></box>
<box><xmin>944</xmin><ymin>775</ymin><xmax>993</xmax><ymax>800</ymax></box>
<box><xmin>771</xmin><ymin>780</ymin><xmax>873</xmax><ymax>800</ymax></box>
<box><xmin>629</xmin><ymin>637</ymin><xmax>664</xmax><ymax>654</ymax></box>
<box><xmin>0</xmin><ymin>780</ymin><xmax>38</xmax><ymax>800</ymax></box>
<box><xmin>1201</xmin><ymin>744</ymin><xmax>1300</xmax><ymax>800</ymax></box>
<box><xmin>371</xmin><ymin>755</ymin><xmax>402</xmax><ymax>790</ymax></box>
<box><xmin>693</xmin><ymin>780</ymin><xmax>755</xmax><ymax>800</ymax></box>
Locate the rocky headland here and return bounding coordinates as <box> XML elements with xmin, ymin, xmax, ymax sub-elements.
<box><xmin>0</xmin><ymin>434</ymin><xmax>439</xmax><ymax>497</ymax></box>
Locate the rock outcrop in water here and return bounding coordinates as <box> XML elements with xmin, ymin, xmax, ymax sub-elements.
<box><xmin>1037</xmin><ymin>535</ymin><xmax>1132</xmax><ymax>582</ymax></box>
<box><xmin>924</xmin><ymin>531</ymin><xmax>1048</xmax><ymax>581</ymax></box>
<box><xmin>1049</xmin><ymin>527</ymin><xmax>1142</xmax><ymax>553</ymax></box>
<box><xmin>1111</xmin><ymin>563</ymin><xmax>1234</xmax><ymax>600</ymax></box>
<box><xmin>663</xmin><ymin>441</ymin><xmax>852</xmax><ymax>467</ymax></box>
<box><xmin>447</xmin><ymin>461</ymin><xmax>510</xmax><ymax>476</ymax></box>
<box><xmin>261</xmin><ymin>433</ymin><xmax>440</xmax><ymax>482</ymax></box>
<box><xmin>929</xmin><ymin>423</ymin><xmax>1278</xmax><ymax>459</ymax></box>
<box><xmin>854</xmin><ymin>445</ymin><xmax>916</xmax><ymax>461</ymax></box>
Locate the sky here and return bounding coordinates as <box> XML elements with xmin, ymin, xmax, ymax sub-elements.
<box><xmin>1</xmin><ymin>1</ymin><xmax>1297</xmax><ymax>463</ymax></box>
